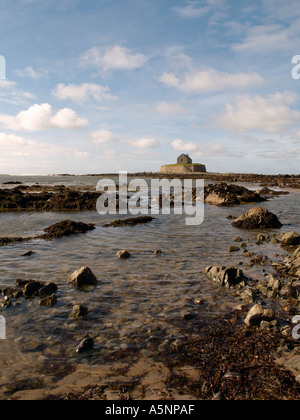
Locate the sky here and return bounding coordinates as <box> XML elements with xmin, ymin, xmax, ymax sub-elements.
<box><xmin>0</xmin><ymin>0</ymin><xmax>300</xmax><ymax>175</ymax></box>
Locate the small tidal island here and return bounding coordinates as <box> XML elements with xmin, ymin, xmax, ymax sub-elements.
<box><xmin>161</xmin><ymin>154</ymin><xmax>207</xmax><ymax>174</ymax></box>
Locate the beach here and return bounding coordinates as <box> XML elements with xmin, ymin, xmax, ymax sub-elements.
<box><xmin>0</xmin><ymin>174</ymin><xmax>299</xmax><ymax>400</ymax></box>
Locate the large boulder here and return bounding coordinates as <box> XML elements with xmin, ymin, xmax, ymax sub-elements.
<box><xmin>67</xmin><ymin>267</ymin><xmax>98</xmax><ymax>288</ymax></box>
<box><xmin>204</xmin><ymin>266</ymin><xmax>248</xmax><ymax>288</ymax></box>
<box><xmin>232</xmin><ymin>207</ymin><xmax>282</xmax><ymax>229</ymax></box>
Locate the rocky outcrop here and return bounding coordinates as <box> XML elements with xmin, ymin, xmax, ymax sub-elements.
<box><xmin>203</xmin><ymin>183</ymin><xmax>266</xmax><ymax>207</ymax></box>
<box><xmin>67</xmin><ymin>267</ymin><xmax>98</xmax><ymax>288</ymax></box>
<box><xmin>0</xmin><ymin>187</ymin><xmax>100</xmax><ymax>211</ymax></box>
<box><xmin>255</xmin><ymin>187</ymin><xmax>290</xmax><ymax>197</ymax></box>
<box><xmin>41</xmin><ymin>220</ymin><xmax>95</xmax><ymax>240</ymax></box>
<box><xmin>232</xmin><ymin>207</ymin><xmax>282</xmax><ymax>229</ymax></box>
<box><xmin>0</xmin><ymin>220</ymin><xmax>95</xmax><ymax>247</ymax></box>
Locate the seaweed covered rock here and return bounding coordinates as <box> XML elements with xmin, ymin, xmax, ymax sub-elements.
<box><xmin>0</xmin><ymin>187</ymin><xmax>100</xmax><ymax>211</ymax></box>
<box><xmin>103</xmin><ymin>216</ymin><xmax>154</xmax><ymax>228</ymax></box>
<box><xmin>41</xmin><ymin>220</ymin><xmax>95</xmax><ymax>240</ymax></box>
<box><xmin>232</xmin><ymin>207</ymin><xmax>282</xmax><ymax>230</ymax></box>
<box><xmin>203</xmin><ymin>183</ymin><xmax>266</xmax><ymax>207</ymax></box>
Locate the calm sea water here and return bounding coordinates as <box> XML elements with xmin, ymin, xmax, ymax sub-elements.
<box><xmin>0</xmin><ymin>175</ymin><xmax>299</xmax><ymax>397</ymax></box>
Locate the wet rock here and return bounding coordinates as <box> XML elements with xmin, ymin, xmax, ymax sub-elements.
<box><xmin>0</xmin><ymin>188</ymin><xmax>100</xmax><ymax>211</ymax></box>
<box><xmin>67</xmin><ymin>267</ymin><xmax>98</xmax><ymax>289</ymax></box>
<box><xmin>232</xmin><ymin>207</ymin><xmax>282</xmax><ymax>230</ymax></box>
<box><xmin>229</xmin><ymin>246</ymin><xmax>240</xmax><ymax>253</ymax></box>
<box><xmin>154</xmin><ymin>250</ymin><xmax>162</xmax><ymax>255</ymax></box>
<box><xmin>0</xmin><ymin>220</ymin><xmax>96</xmax><ymax>248</ymax></box>
<box><xmin>267</xmin><ymin>274</ymin><xmax>281</xmax><ymax>292</ymax></box>
<box><xmin>2</xmin><ymin>287</ymin><xmax>20</xmax><ymax>297</ymax></box>
<box><xmin>205</xmin><ymin>266</ymin><xmax>248</xmax><ymax>288</ymax></box>
<box><xmin>72</xmin><ymin>305</ymin><xmax>88</xmax><ymax>318</ymax></box>
<box><xmin>38</xmin><ymin>283</ymin><xmax>58</xmax><ymax>299</ymax></box>
<box><xmin>0</xmin><ymin>296</ymin><xmax>12</xmax><ymax>309</ymax></box>
<box><xmin>260</xmin><ymin>321</ymin><xmax>271</xmax><ymax>330</ymax></box>
<box><xmin>281</xmin><ymin>231</ymin><xmax>300</xmax><ymax>246</ymax></box>
<box><xmin>203</xmin><ymin>183</ymin><xmax>266</xmax><ymax>207</ymax></box>
<box><xmin>22</xmin><ymin>250</ymin><xmax>35</xmax><ymax>257</ymax></box>
<box><xmin>39</xmin><ymin>294</ymin><xmax>57</xmax><ymax>307</ymax></box>
<box><xmin>16</xmin><ymin>279</ymin><xmax>32</xmax><ymax>287</ymax></box>
<box><xmin>116</xmin><ymin>250</ymin><xmax>131</xmax><ymax>259</ymax></box>
<box><xmin>234</xmin><ymin>237</ymin><xmax>243</xmax><ymax>242</ymax></box>
<box><xmin>255</xmin><ymin>187</ymin><xmax>290</xmax><ymax>197</ymax></box>
<box><xmin>23</xmin><ymin>281</ymin><xmax>45</xmax><ymax>298</ymax></box>
<box><xmin>182</xmin><ymin>312</ymin><xmax>195</xmax><ymax>321</ymax></box>
<box><xmin>41</xmin><ymin>220</ymin><xmax>95</xmax><ymax>240</ymax></box>
<box><xmin>76</xmin><ymin>336</ymin><xmax>94</xmax><ymax>354</ymax></box>
<box><xmin>244</xmin><ymin>304</ymin><xmax>275</xmax><ymax>326</ymax></box>
<box><xmin>103</xmin><ymin>216</ymin><xmax>154</xmax><ymax>228</ymax></box>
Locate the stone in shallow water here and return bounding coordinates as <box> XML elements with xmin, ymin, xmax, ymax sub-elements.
<box><xmin>116</xmin><ymin>250</ymin><xmax>131</xmax><ymax>260</ymax></box>
<box><xmin>72</xmin><ymin>305</ymin><xmax>88</xmax><ymax>318</ymax></box>
<box><xmin>67</xmin><ymin>266</ymin><xmax>98</xmax><ymax>288</ymax></box>
<box><xmin>76</xmin><ymin>336</ymin><xmax>94</xmax><ymax>354</ymax></box>
<box><xmin>232</xmin><ymin>207</ymin><xmax>282</xmax><ymax>230</ymax></box>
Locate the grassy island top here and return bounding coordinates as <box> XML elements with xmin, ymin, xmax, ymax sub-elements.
<box><xmin>162</xmin><ymin>163</ymin><xmax>206</xmax><ymax>167</ymax></box>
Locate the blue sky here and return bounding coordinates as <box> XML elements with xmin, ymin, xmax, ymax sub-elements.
<box><xmin>0</xmin><ymin>0</ymin><xmax>300</xmax><ymax>174</ymax></box>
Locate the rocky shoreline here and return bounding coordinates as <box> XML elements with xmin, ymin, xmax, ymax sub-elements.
<box><xmin>0</xmin><ymin>178</ymin><xmax>299</xmax><ymax>400</ymax></box>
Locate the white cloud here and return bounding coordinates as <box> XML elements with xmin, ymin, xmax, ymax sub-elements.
<box><xmin>172</xmin><ymin>0</ymin><xmax>227</xmax><ymax>19</ymax></box>
<box><xmin>81</xmin><ymin>45</ymin><xmax>147</xmax><ymax>73</ymax></box>
<box><xmin>210</xmin><ymin>92</ymin><xmax>300</xmax><ymax>133</ymax></box>
<box><xmin>172</xmin><ymin>139</ymin><xmax>198</xmax><ymax>152</ymax></box>
<box><xmin>128</xmin><ymin>138</ymin><xmax>160</xmax><ymax>149</ymax></box>
<box><xmin>0</xmin><ymin>79</ymin><xmax>36</xmax><ymax>105</ymax></box>
<box><xmin>158</xmin><ymin>69</ymin><xmax>263</xmax><ymax>93</ymax></box>
<box><xmin>15</xmin><ymin>66</ymin><xmax>47</xmax><ymax>79</ymax></box>
<box><xmin>232</xmin><ymin>23</ymin><xmax>298</xmax><ymax>53</ymax></box>
<box><xmin>155</xmin><ymin>102</ymin><xmax>186</xmax><ymax>115</ymax></box>
<box><xmin>171</xmin><ymin>138</ymin><xmax>236</xmax><ymax>158</ymax></box>
<box><xmin>172</xmin><ymin>3</ymin><xmax>210</xmax><ymax>18</ymax></box>
<box><xmin>91</xmin><ymin>128</ymin><xmax>119</xmax><ymax>144</ymax></box>
<box><xmin>0</xmin><ymin>132</ymin><xmax>66</xmax><ymax>158</ymax></box>
<box><xmin>53</xmin><ymin>83</ymin><xmax>117</xmax><ymax>103</ymax></box>
<box><xmin>0</xmin><ymin>103</ymin><xmax>89</xmax><ymax>131</ymax></box>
